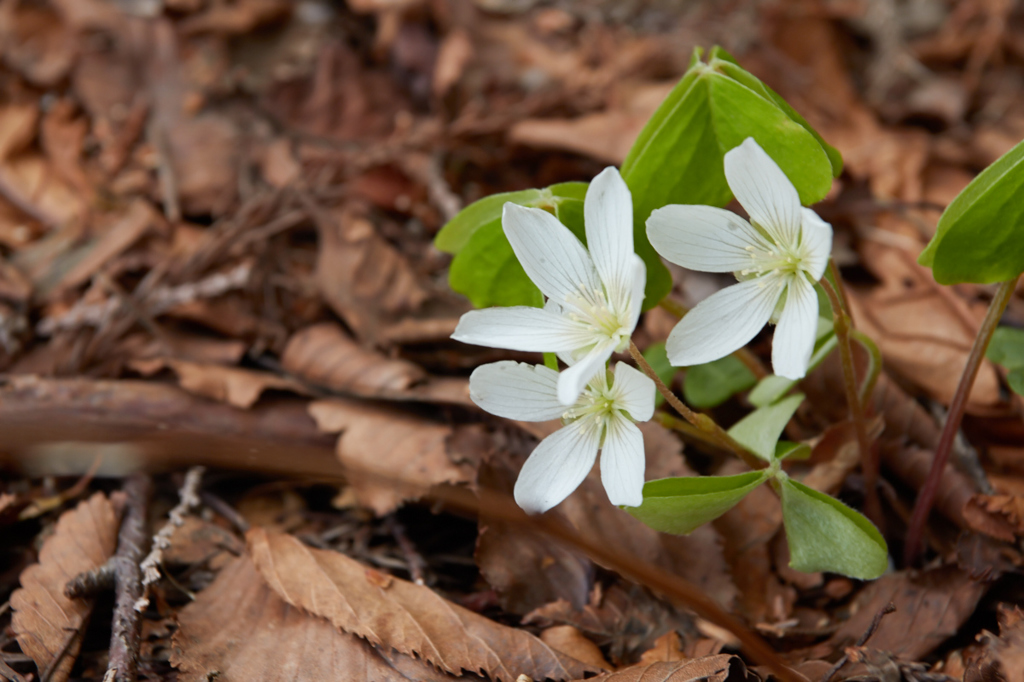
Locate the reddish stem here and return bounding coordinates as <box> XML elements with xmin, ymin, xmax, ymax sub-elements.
<box><xmin>904</xmin><ymin>275</ymin><xmax>1020</xmax><ymax>565</ymax></box>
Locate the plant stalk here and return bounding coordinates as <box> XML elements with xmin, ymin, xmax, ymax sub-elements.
<box><xmin>820</xmin><ymin>274</ymin><xmax>882</xmax><ymax>527</ymax></box>
<box><xmin>904</xmin><ymin>275</ymin><xmax>1020</xmax><ymax>565</ymax></box>
<box><xmin>628</xmin><ymin>340</ymin><xmax>764</xmax><ymax>470</ymax></box>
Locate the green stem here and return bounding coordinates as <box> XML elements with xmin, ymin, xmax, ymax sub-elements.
<box><xmin>629</xmin><ymin>341</ymin><xmax>764</xmax><ymax>471</ymax></box>
<box><xmin>820</xmin><ymin>274</ymin><xmax>883</xmax><ymax>527</ymax></box>
<box><xmin>904</xmin><ymin>275</ymin><xmax>1020</xmax><ymax>565</ymax></box>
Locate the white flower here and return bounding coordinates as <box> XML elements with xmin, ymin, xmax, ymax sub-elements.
<box><xmin>452</xmin><ymin>167</ymin><xmax>646</xmax><ymax>406</ymax></box>
<box><xmin>470</xmin><ymin>360</ymin><xmax>655</xmax><ymax>513</ymax></box>
<box><xmin>646</xmin><ymin>137</ymin><xmax>833</xmax><ymax>380</ymax></box>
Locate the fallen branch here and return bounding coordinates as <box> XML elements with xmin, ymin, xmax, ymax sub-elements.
<box><xmin>135</xmin><ymin>467</ymin><xmax>204</xmax><ymax>612</ymax></box>
<box><xmin>108</xmin><ymin>475</ymin><xmax>151</xmax><ymax>682</ymax></box>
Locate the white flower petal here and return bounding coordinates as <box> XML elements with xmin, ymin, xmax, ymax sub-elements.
<box><xmin>469</xmin><ymin>361</ymin><xmax>565</xmax><ymax>421</ymax></box>
<box><xmin>724</xmin><ymin>138</ymin><xmax>802</xmax><ymax>248</ymax></box>
<box><xmin>600</xmin><ymin>414</ymin><xmax>645</xmax><ymax>508</ymax></box>
<box><xmin>502</xmin><ymin>203</ymin><xmax>601</xmax><ymax>304</ymax></box>
<box><xmin>665</xmin><ymin>276</ymin><xmax>785</xmax><ymax>367</ymax></box>
<box><xmin>609</xmin><ymin>361</ymin><xmax>655</xmax><ymax>422</ymax></box>
<box><xmin>452</xmin><ymin>307</ymin><xmax>591</xmax><ymax>352</ymax></box>
<box><xmin>624</xmin><ymin>254</ymin><xmax>646</xmax><ymax>334</ymax></box>
<box><xmin>514</xmin><ymin>418</ymin><xmax>600</xmax><ymax>514</ymax></box>
<box><xmin>646</xmin><ymin>204</ymin><xmax>771</xmax><ymax>273</ymax></box>
<box><xmin>800</xmin><ymin>208</ymin><xmax>833</xmax><ymax>280</ymax></box>
<box><xmin>771</xmin><ymin>275</ymin><xmax>820</xmax><ymax>380</ymax></box>
<box><xmin>557</xmin><ymin>338</ymin><xmax>616</xmax><ymax>405</ymax></box>
<box><xmin>585</xmin><ymin>167</ymin><xmax>634</xmax><ymax>300</ymax></box>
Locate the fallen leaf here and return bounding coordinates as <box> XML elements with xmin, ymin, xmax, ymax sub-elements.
<box><xmin>171</xmin><ymin>553</ymin><xmax>459</xmax><ymax>682</ymax></box>
<box><xmin>965</xmin><ymin>604</ymin><xmax>1024</xmax><ymax>682</ymax></box>
<box><xmin>166</xmin><ymin>114</ymin><xmax>240</xmax><ymax>217</ymax></box>
<box><xmin>308</xmin><ymin>398</ymin><xmax>472</xmax><ymax>514</ymax></box>
<box><xmin>0</xmin><ymin>2</ymin><xmax>76</xmax><ymax>86</ymax></box>
<box><xmin>542</xmin><ymin>625</ymin><xmax>611</xmax><ymax>670</ymax></box>
<box><xmin>578</xmin><ymin>655</ymin><xmax>743</xmax><ymax>682</ymax></box>
<box><xmin>282</xmin><ymin>322</ymin><xmax>426</xmax><ymax>396</ymax></box>
<box><xmin>636</xmin><ymin>631</ymin><xmax>687</xmax><ymax>665</ymax></box>
<box><xmin>433</xmin><ymin>29</ymin><xmax>473</xmax><ymax>97</ymax></box>
<box><xmin>315</xmin><ymin>205</ymin><xmax>428</xmax><ymax>344</ymax></box>
<box><xmin>963</xmin><ymin>494</ymin><xmax>1024</xmax><ymax>542</ymax></box>
<box><xmin>132</xmin><ymin>357</ymin><xmax>310</xmax><ymax>409</ymax></box>
<box><xmin>826</xmin><ymin>565</ymin><xmax>988</xmax><ymax>661</ymax></box>
<box><xmin>248</xmin><ymin>527</ymin><xmax>600</xmax><ymax>681</ymax></box>
<box><xmin>52</xmin><ymin>199</ymin><xmax>159</xmax><ymax>293</ymax></box>
<box><xmin>0</xmin><ymin>102</ymin><xmax>38</xmax><ymax>160</ymax></box>
<box><xmin>11</xmin><ymin>493</ymin><xmax>120</xmax><ymax>682</ymax></box>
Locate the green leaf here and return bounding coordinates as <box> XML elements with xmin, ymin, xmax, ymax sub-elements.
<box><xmin>683</xmin><ymin>355</ymin><xmax>756</xmax><ymax>409</ymax></box>
<box><xmin>987</xmin><ymin>326</ymin><xmax>1024</xmax><ymax>368</ymax></box>
<box><xmin>435</xmin><ymin>189</ymin><xmax>544</xmax><ymax>254</ymax></box>
<box><xmin>441</xmin><ymin>183</ymin><xmax>587</xmax><ymax>308</ymax></box>
<box><xmin>918</xmin><ymin>137</ymin><xmax>1024</xmax><ymax>284</ymax></box>
<box><xmin>621</xmin><ymin>47</ymin><xmax>838</xmax><ymax>228</ymax></box>
<box><xmin>627</xmin><ymin>471</ymin><xmax>769</xmax><ymax>535</ymax></box>
<box><xmin>779</xmin><ymin>476</ymin><xmax>888</xmax><ymax>579</ymax></box>
<box><xmin>749</xmin><ymin>318</ymin><xmax>836</xmax><ymax>408</ymax></box>
<box><xmin>727</xmin><ymin>393</ymin><xmax>804</xmax><ymax>462</ymax></box>
<box><xmin>987</xmin><ymin>326</ymin><xmax>1024</xmax><ymax>396</ymax></box>
<box><xmin>775</xmin><ymin>441</ymin><xmax>811</xmax><ymax>461</ymax></box>
<box><xmin>643</xmin><ymin>342</ymin><xmax>675</xmax><ymax>407</ymax></box>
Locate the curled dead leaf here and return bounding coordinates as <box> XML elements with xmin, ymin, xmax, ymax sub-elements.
<box><xmin>131</xmin><ymin>357</ymin><xmax>310</xmax><ymax>409</ymax></box>
<box><xmin>172</xmin><ymin>553</ymin><xmax>459</xmax><ymax>681</ymax></box>
<box><xmin>308</xmin><ymin>398</ymin><xmax>472</xmax><ymax>514</ymax></box>
<box><xmin>11</xmin><ymin>493</ymin><xmax>120</xmax><ymax>682</ymax></box>
<box><xmin>247</xmin><ymin>527</ymin><xmax>601</xmax><ymax>681</ymax></box>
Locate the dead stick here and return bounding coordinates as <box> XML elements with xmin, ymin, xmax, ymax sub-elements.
<box><xmin>819</xmin><ymin>602</ymin><xmax>896</xmax><ymax>682</ymax></box>
<box><xmin>107</xmin><ymin>474</ymin><xmax>152</xmax><ymax>682</ymax></box>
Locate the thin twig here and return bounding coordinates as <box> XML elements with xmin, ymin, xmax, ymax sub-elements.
<box><xmin>199</xmin><ymin>490</ymin><xmax>250</xmax><ymax>534</ymax></box>
<box><xmin>628</xmin><ymin>341</ymin><xmax>764</xmax><ymax>470</ymax></box>
<box><xmin>107</xmin><ymin>474</ymin><xmax>152</xmax><ymax>682</ymax></box>
<box><xmin>388</xmin><ymin>518</ymin><xmax>427</xmax><ymax>586</ymax></box>
<box><xmin>136</xmin><ymin>467</ymin><xmax>205</xmax><ymax>612</ymax></box>
<box><xmin>820</xmin><ymin>602</ymin><xmax>896</xmax><ymax>682</ymax></box>
<box><xmin>39</xmin><ymin>626</ymin><xmax>82</xmax><ymax>682</ymax></box>
<box><xmin>0</xmin><ymin>655</ymin><xmax>27</xmax><ymax>682</ymax></box>
<box><xmin>820</xmin><ymin>273</ymin><xmax>882</xmax><ymax>528</ymax></box>
<box><xmin>905</xmin><ymin>275</ymin><xmax>1020</xmax><ymax>565</ymax></box>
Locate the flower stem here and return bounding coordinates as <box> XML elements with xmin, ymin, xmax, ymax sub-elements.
<box><xmin>628</xmin><ymin>340</ymin><xmax>764</xmax><ymax>470</ymax></box>
<box><xmin>820</xmin><ymin>271</ymin><xmax>882</xmax><ymax>527</ymax></box>
<box><xmin>904</xmin><ymin>275</ymin><xmax>1020</xmax><ymax>565</ymax></box>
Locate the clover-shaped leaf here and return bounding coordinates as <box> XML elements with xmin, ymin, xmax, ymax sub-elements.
<box><xmin>627</xmin><ymin>471</ymin><xmax>769</xmax><ymax>535</ymax></box>
<box><xmin>683</xmin><ymin>355</ymin><xmax>756</xmax><ymax>409</ymax></box>
<box><xmin>727</xmin><ymin>393</ymin><xmax>804</xmax><ymax>462</ymax></box>
<box><xmin>987</xmin><ymin>326</ymin><xmax>1024</xmax><ymax>395</ymax></box>
<box><xmin>919</xmin><ymin>137</ymin><xmax>1024</xmax><ymax>285</ymax></box>
<box><xmin>779</xmin><ymin>476</ymin><xmax>888</xmax><ymax>579</ymax></box>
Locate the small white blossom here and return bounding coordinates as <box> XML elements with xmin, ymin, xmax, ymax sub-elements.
<box><xmin>646</xmin><ymin>138</ymin><xmax>833</xmax><ymax>379</ymax></box>
<box><xmin>452</xmin><ymin>167</ymin><xmax>646</xmax><ymax>406</ymax></box>
<box><xmin>470</xmin><ymin>360</ymin><xmax>655</xmax><ymax>513</ymax></box>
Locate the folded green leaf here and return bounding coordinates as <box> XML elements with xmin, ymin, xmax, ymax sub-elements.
<box><xmin>439</xmin><ymin>183</ymin><xmax>587</xmax><ymax>308</ymax></box>
<box><xmin>683</xmin><ymin>355</ymin><xmax>756</xmax><ymax>409</ymax></box>
<box><xmin>627</xmin><ymin>471</ymin><xmax>768</xmax><ymax>535</ymax></box>
<box><xmin>727</xmin><ymin>393</ymin><xmax>804</xmax><ymax>462</ymax></box>
<box><xmin>918</xmin><ymin>137</ymin><xmax>1024</xmax><ymax>284</ymax></box>
<box><xmin>987</xmin><ymin>326</ymin><xmax>1024</xmax><ymax>396</ymax></box>
<box><xmin>622</xmin><ymin>46</ymin><xmax>839</xmax><ymax>226</ymax></box>
<box><xmin>779</xmin><ymin>477</ymin><xmax>888</xmax><ymax>579</ymax></box>
<box><xmin>775</xmin><ymin>441</ymin><xmax>811</xmax><ymax>461</ymax></box>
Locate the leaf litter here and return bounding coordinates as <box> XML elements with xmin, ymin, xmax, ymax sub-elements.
<box><xmin>1</xmin><ymin>0</ymin><xmax>1024</xmax><ymax>681</ymax></box>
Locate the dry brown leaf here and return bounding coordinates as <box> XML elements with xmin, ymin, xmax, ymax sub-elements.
<box><xmin>166</xmin><ymin>114</ymin><xmax>240</xmax><ymax>217</ymax></box>
<box><xmin>965</xmin><ymin>604</ymin><xmax>1024</xmax><ymax>682</ymax></box>
<box><xmin>963</xmin><ymin>494</ymin><xmax>1024</xmax><ymax>542</ymax></box>
<box><xmin>11</xmin><ymin>493</ymin><xmax>120</xmax><ymax>682</ymax></box>
<box><xmin>131</xmin><ymin>357</ymin><xmax>310</xmax><ymax>409</ymax></box>
<box><xmin>637</xmin><ymin>631</ymin><xmax>687</xmax><ymax>665</ymax></box>
<box><xmin>826</xmin><ymin>565</ymin><xmax>988</xmax><ymax>661</ymax></box>
<box><xmin>308</xmin><ymin>398</ymin><xmax>471</xmax><ymax>514</ymax></box>
<box><xmin>248</xmin><ymin>527</ymin><xmax>600</xmax><ymax>681</ymax></box>
<box><xmin>282</xmin><ymin>322</ymin><xmax>426</xmax><ymax>396</ymax></box>
<box><xmin>849</xmin><ymin>237</ymin><xmax>1000</xmax><ymax>411</ymax></box>
<box><xmin>579</xmin><ymin>655</ymin><xmax>742</xmax><ymax>682</ymax></box>
<box><xmin>315</xmin><ymin>205</ymin><xmax>428</xmax><ymax>344</ymax></box>
<box><xmin>172</xmin><ymin>553</ymin><xmax>458</xmax><ymax>682</ymax></box>
<box><xmin>0</xmin><ymin>3</ymin><xmax>77</xmax><ymax>86</ymax></box>
<box><xmin>541</xmin><ymin>625</ymin><xmax>611</xmax><ymax>670</ymax></box>
<box><xmin>433</xmin><ymin>29</ymin><xmax>473</xmax><ymax>97</ymax></box>
<box><xmin>53</xmin><ymin>199</ymin><xmax>158</xmax><ymax>292</ymax></box>
<box><xmin>0</xmin><ymin>102</ymin><xmax>38</xmax><ymax>160</ymax></box>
